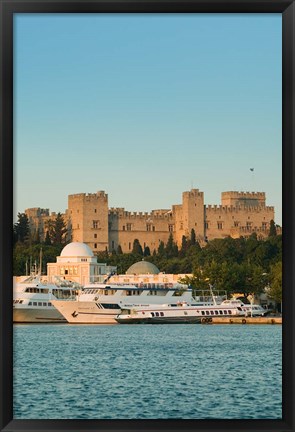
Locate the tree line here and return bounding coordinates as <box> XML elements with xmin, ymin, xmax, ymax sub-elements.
<box><xmin>13</xmin><ymin>213</ymin><xmax>282</xmax><ymax>304</ymax></box>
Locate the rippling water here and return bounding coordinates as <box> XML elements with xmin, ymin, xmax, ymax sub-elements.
<box><xmin>13</xmin><ymin>324</ymin><xmax>282</xmax><ymax>419</ymax></box>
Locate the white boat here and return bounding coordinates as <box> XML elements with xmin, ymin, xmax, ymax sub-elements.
<box><xmin>51</xmin><ymin>282</ymin><xmax>200</xmax><ymax>324</ymax></box>
<box><xmin>221</xmin><ymin>299</ymin><xmax>268</xmax><ymax>317</ymax></box>
<box><xmin>115</xmin><ymin>300</ymin><xmax>246</xmax><ymax>324</ymax></box>
<box><xmin>13</xmin><ymin>276</ymin><xmax>80</xmax><ymax>323</ymax></box>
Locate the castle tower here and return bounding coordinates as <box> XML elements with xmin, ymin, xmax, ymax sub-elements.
<box><xmin>68</xmin><ymin>191</ymin><xmax>109</xmax><ymax>252</ymax></box>
<box><xmin>221</xmin><ymin>191</ymin><xmax>266</xmax><ymax>207</ymax></box>
<box><xmin>174</xmin><ymin>189</ymin><xmax>205</xmax><ymax>245</ymax></box>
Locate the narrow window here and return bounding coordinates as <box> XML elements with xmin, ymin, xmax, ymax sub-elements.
<box><xmin>93</xmin><ymin>220</ymin><xmax>98</xmax><ymax>229</ymax></box>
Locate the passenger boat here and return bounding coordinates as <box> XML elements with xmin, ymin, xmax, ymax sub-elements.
<box><xmin>115</xmin><ymin>300</ymin><xmax>246</xmax><ymax>324</ymax></box>
<box><xmin>51</xmin><ymin>282</ymin><xmax>200</xmax><ymax>324</ymax></box>
<box><xmin>221</xmin><ymin>299</ymin><xmax>268</xmax><ymax>317</ymax></box>
<box><xmin>13</xmin><ymin>276</ymin><xmax>80</xmax><ymax>323</ymax></box>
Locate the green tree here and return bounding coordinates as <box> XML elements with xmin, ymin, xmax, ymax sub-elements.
<box><xmin>190</xmin><ymin>228</ymin><xmax>196</xmax><ymax>246</ymax></box>
<box><xmin>180</xmin><ymin>235</ymin><xmax>188</xmax><ymax>257</ymax></box>
<box><xmin>268</xmin><ymin>261</ymin><xmax>282</xmax><ymax>305</ymax></box>
<box><xmin>14</xmin><ymin>213</ymin><xmax>30</xmax><ymax>244</ymax></box>
<box><xmin>46</xmin><ymin>213</ymin><xmax>67</xmax><ymax>246</ymax></box>
<box><xmin>165</xmin><ymin>233</ymin><xmax>178</xmax><ymax>258</ymax></box>
<box><xmin>157</xmin><ymin>241</ymin><xmax>165</xmax><ymax>256</ymax></box>
<box><xmin>268</xmin><ymin>219</ymin><xmax>277</xmax><ymax>237</ymax></box>
<box><xmin>132</xmin><ymin>239</ymin><xmax>143</xmax><ymax>256</ymax></box>
<box><xmin>44</xmin><ymin>231</ymin><xmax>51</xmax><ymax>245</ymax></box>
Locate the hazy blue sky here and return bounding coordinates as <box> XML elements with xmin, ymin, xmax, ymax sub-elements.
<box><xmin>14</xmin><ymin>13</ymin><xmax>282</xmax><ymax>224</ymax></box>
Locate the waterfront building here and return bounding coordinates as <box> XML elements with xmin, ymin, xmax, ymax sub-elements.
<box><xmin>47</xmin><ymin>242</ymin><xmax>116</xmax><ymax>285</ymax></box>
<box><xmin>25</xmin><ymin>188</ymin><xmax>276</xmax><ymax>254</ymax></box>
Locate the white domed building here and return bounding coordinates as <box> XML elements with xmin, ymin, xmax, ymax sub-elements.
<box><xmin>109</xmin><ymin>259</ymin><xmax>190</xmax><ymax>285</ymax></box>
<box><xmin>47</xmin><ymin>242</ymin><xmax>116</xmax><ymax>285</ymax></box>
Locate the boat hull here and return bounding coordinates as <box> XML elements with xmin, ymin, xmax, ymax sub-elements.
<box><xmin>116</xmin><ymin>316</ymin><xmax>202</xmax><ymax>324</ymax></box>
<box><xmin>51</xmin><ymin>300</ymin><xmax>119</xmax><ymax>324</ymax></box>
<box><xmin>13</xmin><ymin>307</ymin><xmax>66</xmax><ymax>323</ymax></box>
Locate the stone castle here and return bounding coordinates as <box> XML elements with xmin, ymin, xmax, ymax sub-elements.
<box><xmin>25</xmin><ymin>189</ymin><xmax>276</xmax><ymax>253</ymax></box>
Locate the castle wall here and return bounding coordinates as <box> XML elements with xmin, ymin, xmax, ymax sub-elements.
<box><xmin>25</xmin><ymin>208</ymin><xmax>71</xmax><ymax>242</ymax></box>
<box><xmin>25</xmin><ymin>189</ymin><xmax>278</xmax><ymax>253</ymax></box>
<box><xmin>108</xmin><ymin>208</ymin><xmax>173</xmax><ymax>253</ymax></box>
<box><xmin>205</xmin><ymin>203</ymin><xmax>274</xmax><ymax>240</ymax></box>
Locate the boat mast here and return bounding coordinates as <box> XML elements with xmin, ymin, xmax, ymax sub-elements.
<box><xmin>39</xmin><ymin>247</ymin><xmax>43</xmax><ymax>275</ymax></box>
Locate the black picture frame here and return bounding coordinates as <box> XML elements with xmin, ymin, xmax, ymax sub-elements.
<box><xmin>0</xmin><ymin>1</ymin><xmax>294</xmax><ymax>431</ymax></box>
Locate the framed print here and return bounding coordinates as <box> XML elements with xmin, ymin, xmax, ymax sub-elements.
<box><xmin>1</xmin><ymin>0</ymin><xmax>294</xmax><ymax>431</ymax></box>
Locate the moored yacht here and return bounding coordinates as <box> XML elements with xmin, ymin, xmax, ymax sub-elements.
<box><xmin>51</xmin><ymin>282</ymin><xmax>198</xmax><ymax>324</ymax></box>
<box><xmin>13</xmin><ymin>276</ymin><xmax>80</xmax><ymax>323</ymax></box>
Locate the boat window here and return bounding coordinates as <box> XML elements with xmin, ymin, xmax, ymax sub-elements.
<box><xmin>33</xmin><ymin>302</ymin><xmax>37</xmax><ymax>306</ymax></box>
<box><xmin>155</xmin><ymin>312</ymin><xmax>160</xmax><ymax>317</ymax></box>
<box><xmin>48</xmin><ymin>302</ymin><xmax>52</xmax><ymax>306</ymax></box>
<box><xmin>151</xmin><ymin>312</ymin><xmax>155</xmax><ymax>317</ymax></box>
<box><xmin>219</xmin><ymin>310</ymin><xmax>223</xmax><ymax>315</ymax></box>
<box><xmin>28</xmin><ymin>302</ymin><xmax>32</xmax><ymax>305</ymax></box>
<box><xmin>172</xmin><ymin>290</ymin><xmax>182</xmax><ymax>297</ymax></box>
<box><xmin>38</xmin><ymin>302</ymin><xmax>42</xmax><ymax>306</ymax></box>
<box><xmin>148</xmin><ymin>290</ymin><xmax>168</xmax><ymax>296</ymax></box>
<box><xmin>215</xmin><ymin>311</ymin><xmax>219</xmax><ymax>315</ymax></box>
<box><xmin>184</xmin><ymin>311</ymin><xmax>188</xmax><ymax>315</ymax></box>
<box><xmin>201</xmin><ymin>311</ymin><xmax>205</xmax><ymax>315</ymax></box>
<box><xmin>228</xmin><ymin>310</ymin><xmax>232</xmax><ymax>314</ymax></box>
<box><xmin>43</xmin><ymin>302</ymin><xmax>47</xmax><ymax>306</ymax></box>
<box><xmin>121</xmin><ymin>309</ymin><xmax>131</xmax><ymax>315</ymax></box>
<box><xmin>210</xmin><ymin>311</ymin><xmax>214</xmax><ymax>315</ymax></box>
<box><xmin>40</xmin><ymin>289</ymin><xmax>49</xmax><ymax>294</ymax></box>
<box><xmin>100</xmin><ymin>303</ymin><xmax>120</xmax><ymax>309</ymax></box>
<box><xmin>206</xmin><ymin>311</ymin><xmax>210</xmax><ymax>315</ymax></box>
<box><xmin>160</xmin><ymin>312</ymin><xmax>164</xmax><ymax>316</ymax></box>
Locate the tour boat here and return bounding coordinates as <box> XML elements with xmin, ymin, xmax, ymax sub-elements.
<box><xmin>13</xmin><ymin>276</ymin><xmax>80</xmax><ymax>323</ymax></box>
<box><xmin>115</xmin><ymin>300</ymin><xmax>246</xmax><ymax>324</ymax></box>
<box><xmin>51</xmin><ymin>282</ymin><xmax>201</xmax><ymax>324</ymax></box>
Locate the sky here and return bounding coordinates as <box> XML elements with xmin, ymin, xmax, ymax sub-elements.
<box><xmin>14</xmin><ymin>13</ymin><xmax>282</xmax><ymax>225</ymax></box>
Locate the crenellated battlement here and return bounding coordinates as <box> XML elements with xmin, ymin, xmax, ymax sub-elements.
<box><xmin>223</xmin><ymin>191</ymin><xmax>266</xmax><ymax>198</ymax></box>
<box><xmin>183</xmin><ymin>189</ymin><xmax>204</xmax><ymax>199</ymax></box>
<box><xmin>206</xmin><ymin>204</ymin><xmax>274</xmax><ymax>213</ymax></box>
<box><xmin>69</xmin><ymin>191</ymin><xmax>108</xmax><ymax>202</ymax></box>
<box><xmin>109</xmin><ymin>208</ymin><xmax>172</xmax><ymax>219</ymax></box>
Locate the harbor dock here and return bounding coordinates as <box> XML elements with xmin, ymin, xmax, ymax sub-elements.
<box><xmin>201</xmin><ymin>316</ymin><xmax>282</xmax><ymax>325</ymax></box>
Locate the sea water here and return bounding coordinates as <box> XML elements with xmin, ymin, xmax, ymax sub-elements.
<box><xmin>13</xmin><ymin>324</ymin><xmax>282</xmax><ymax>419</ymax></box>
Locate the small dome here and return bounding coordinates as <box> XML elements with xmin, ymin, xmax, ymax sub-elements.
<box><xmin>60</xmin><ymin>242</ymin><xmax>94</xmax><ymax>257</ymax></box>
<box><xmin>126</xmin><ymin>260</ymin><xmax>160</xmax><ymax>275</ymax></box>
